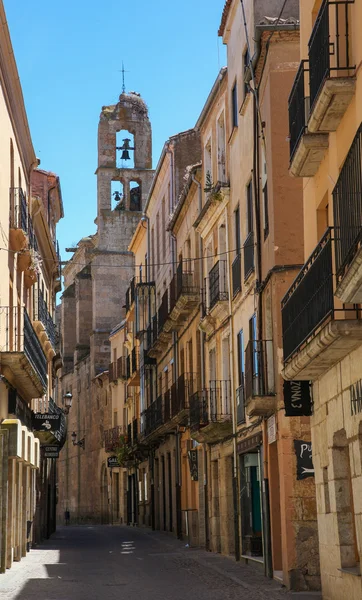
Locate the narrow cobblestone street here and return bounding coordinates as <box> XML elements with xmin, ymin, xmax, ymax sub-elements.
<box><xmin>0</xmin><ymin>526</ymin><xmax>322</xmax><ymax>600</ymax></box>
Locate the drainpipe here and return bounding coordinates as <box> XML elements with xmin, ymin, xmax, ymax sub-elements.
<box><xmin>192</xmin><ymin>172</ymin><xmax>209</xmax><ymax>550</ymax></box>
<box><xmin>224</xmin><ymin>206</ymin><xmax>240</xmax><ymax>561</ymax></box>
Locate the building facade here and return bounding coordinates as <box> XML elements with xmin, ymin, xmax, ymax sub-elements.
<box><xmin>219</xmin><ymin>0</ymin><xmax>320</xmax><ymax>590</ymax></box>
<box><xmin>0</xmin><ymin>0</ymin><xmax>64</xmax><ymax>572</ymax></box>
<box><xmin>283</xmin><ymin>0</ymin><xmax>362</xmax><ymax>597</ymax></box>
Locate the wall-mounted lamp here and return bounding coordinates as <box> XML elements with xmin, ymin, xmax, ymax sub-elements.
<box><xmin>62</xmin><ymin>391</ymin><xmax>73</xmax><ymax>415</ymax></box>
<box><xmin>71</xmin><ymin>431</ymin><xmax>85</xmax><ymax>449</ymax></box>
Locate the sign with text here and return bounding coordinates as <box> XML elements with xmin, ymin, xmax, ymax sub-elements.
<box><xmin>188</xmin><ymin>450</ymin><xmax>198</xmax><ymax>481</ymax></box>
<box><xmin>107</xmin><ymin>456</ymin><xmax>120</xmax><ymax>468</ymax></box>
<box><xmin>284</xmin><ymin>380</ymin><xmax>312</xmax><ymax>417</ymax></box>
<box><xmin>44</xmin><ymin>445</ymin><xmax>60</xmax><ymax>459</ymax></box>
<box><xmin>32</xmin><ymin>413</ymin><xmax>61</xmax><ymax>432</ymax></box>
<box><xmin>294</xmin><ymin>440</ymin><xmax>314</xmax><ymax>480</ymax></box>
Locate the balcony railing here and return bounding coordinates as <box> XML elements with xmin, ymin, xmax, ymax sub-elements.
<box><xmin>132</xmin><ymin>418</ymin><xmax>138</xmax><ymax>444</ymax></box>
<box><xmin>125</xmin><ymin>277</ymin><xmax>136</xmax><ymax>314</ymax></box>
<box><xmin>131</xmin><ymin>346</ymin><xmax>139</xmax><ymax>375</ymax></box>
<box><xmin>282</xmin><ymin>228</ymin><xmax>360</xmax><ymax>363</ymax></box>
<box><xmin>104</xmin><ymin>425</ymin><xmax>125</xmax><ymax>452</ymax></box>
<box><xmin>244</xmin><ymin>340</ymin><xmax>274</xmax><ymax>401</ymax></box>
<box><xmin>189</xmin><ymin>381</ymin><xmax>231</xmax><ymax>430</ymax></box>
<box><xmin>333</xmin><ymin>123</ymin><xmax>362</xmax><ymax>282</ymax></box>
<box><xmin>288</xmin><ymin>61</ymin><xmax>309</xmax><ymax>160</ymax></box>
<box><xmin>144</xmin><ymin>395</ymin><xmax>163</xmax><ymax>436</ymax></box>
<box><xmin>34</xmin><ymin>289</ymin><xmax>56</xmax><ymax>348</ymax></box>
<box><xmin>126</xmin><ymin>354</ymin><xmax>131</xmax><ymax>380</ymax></box>
<box><xmin>158</xmin><ymin>289</ymin><xmax>169</xmax><ymax>334</ymax></box>
<box><xmin>10</xmin><ymin>187</ymin><xmax>28</xmax><ymax>232</ymax></box>
<box><xmin>236</xmin><ymin>379</ymin><xmax>246</xmax><ymax>424</ymax></box>
<box><xmin>171</xmin><ymin>373</ymin><xmax>195</xmax><ymax>417</ymax></box>
<box><xmin>232</xmin><ymin>254</ymin><xmax>241</xmax><ymax>297</ymax></box>
<box><xmin>163</xmin><ymin>389</ymin><xmax>171</xmax><ymax>423</ymax></box>
<box><xmin>243</xmin><ymin>231</ymin><xmax>255</xmax><ymax>281</ymax></box>
<box><xmin>108</xmin><ymin>361</ymin><xmax>117</xmax><ymax>382</ymax></box>
<box><xmin>309</xmin><ymin>0</ymin><xmax>354</xmax><ymax>112</ymax></box>
<box><xmin>209</xmin><ymin>260</ymin><xmax>228</xmax><ymax>310</ymax></box>
<box><xmin>23</xmin><ymin>310</ymin><xmax>48</xmax><ymax>389</ymax></box>
<box><xmin>127</xmin><ymin>423</ymin><xmax>132</xmax><ymax>446</ymax></box>
<box><xmin>117</xmin><ymin>356</ymin><xmax>127</xmax><ymax>380</ymax></box>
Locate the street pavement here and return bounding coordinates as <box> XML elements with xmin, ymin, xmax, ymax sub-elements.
<box><xmin>0</xmin><ymin>525</ymin><xmax>322</xmax><ymax>600</ymax></box>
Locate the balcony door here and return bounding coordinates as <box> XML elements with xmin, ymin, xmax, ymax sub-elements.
<box><xmin>209</xmin><ymin>348</ymin><xmax>217</xmax><ymax>418</ymax></box>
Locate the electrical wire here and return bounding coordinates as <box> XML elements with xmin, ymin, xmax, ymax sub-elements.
<box><xmin>0</xmin><ymin>241</ymin><xmax>257</xmax><ymax>271</ymax></box>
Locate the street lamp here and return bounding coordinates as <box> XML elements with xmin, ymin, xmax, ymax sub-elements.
<box><xmin>62</xmin><ymin>391</ymin><xmax>73</xmax><ymax>415</ymax></box>
<box><xmin>71</xmin><ymin>431</ymin><xmax>85</xmax><ymax>449</ymax></box>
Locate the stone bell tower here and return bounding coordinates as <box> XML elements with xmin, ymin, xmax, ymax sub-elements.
<box><xmin>91</xmin><ymin>91</ymin><xmax>155</xmax><ymax>376</ymax></box>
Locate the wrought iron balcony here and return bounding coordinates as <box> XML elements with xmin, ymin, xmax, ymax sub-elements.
<box><xmin>171</xmin><ymin>373</ymin><xmax>195</xmax><ymax>423</ymax></box>
<box><xmin>143</xmin><ymin>395</ymin><xmax>163</xmax><ymax>437</ymax></box>
<box><xmin>126</xmin><ymin>347</ymin><xmax>140</xmax><ymax>384</ymax></box>
<box><xmin>232</xmin><ymin>253</ymin><xmax>241</xmax><ymax>297</ymax></box>
<box><xmin>169</xmin><ymin>259</ymin><xmax>199</xmax><ymax>324</ymax></box>
<box><xmin>236</xmin><ymin>379</ymin><xmax>246</xmax><ymax>424</ymax></box>
<box><xmin>132</xmin><ymin>418</ymin><xmax>138</xmax><ymax>444</ymax></box>
<box><xmin>243</xmin><ymin>232</ymin><xmax>254</xmax><ymax>281</ymax></box>
<box><xmin>288</xmin><ymin>1</ymin><xmax>355</xmax><ymax>176</ymax></box>
<box><xmin>282</xmin><ymin>228</ymin><xmax>362</xmax><ymax>380</ymax></box>
<box><xmin>104</xmin><ymin>425</ymin><xmax>126</xmax><ymax>452</ymax></box>
<box><xmin>163</xmin><ymin>389</ymin><xmax>171</xmax><ymax>423</ymax></box>
<box><xmin>0</xmin><ymin>306</ymin><xmax>47</xmax><ymax>397</ymax></box>
<box><xmin>125</xmin><ymin>277</ymin><xmax>136</xmax><ymax>315</ymax></box>
<box><xmin>135</xmin><ymin>280</ymin><xmax>155</xmax><ymax>337</ymax></box>
<box><xmin>189</xmin><ymin>381</ymin><xmax>232</xmax><ymax>443</ymax></box>
<box><xmin>244</xmin><ymin>340</ymin><xmax>276</xmax><ymax>417</ymax></box>
<box><xmin>9</xmin><ymin>188</ymin><xmax>28</xmax><ymax>252</ymax></box>
<box><xmin>334</xmin><ymin>124</ymin><xmax>362</xmax><ymax>303</ymax></box>
<box><xmin>34</xmin><ymin>289</ymin><xmax>56</xmax><ymax>349</ymax></box>
<box><xmin>108</xmin><ymin>361</ymin><xmax>118</xmax><ymax>383</ymax></box>
<box><xmin>209</xmin><ymin>260</ymin><xmax>228</xmax><ymax>310</ymax></box>
<box><xmin>147</xmin><ymin>290</ymin><xmax>173</xmax><ymax>357</ymax></box>
<box><xmin>116</xmin><ymin>356</ymin><xmax>127</xmax><ymax>380</ymax></box>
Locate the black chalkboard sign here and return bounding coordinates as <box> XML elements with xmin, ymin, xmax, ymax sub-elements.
<box><xmin>188</xmin><ymin>450</ymin><xmax>198</xmax><ymax>481</ymax></box>
<box><xmin>294</xmin><ymin>440</ymin><xmax>314</xmax><ymax>480</ymax></box>
<box><xmin>284</xmin><ymin>380</ymin><xmax>312</xmax><ymax>416</ymax></box>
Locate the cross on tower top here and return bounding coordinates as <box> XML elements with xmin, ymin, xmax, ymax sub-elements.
<box><xmin>120</xmin><ymin>62</ymin><xmax>129</xmax><ymax>94</ymax></box>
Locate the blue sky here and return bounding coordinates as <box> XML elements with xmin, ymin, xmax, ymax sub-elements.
<box><xmin>4</xmin><ymin>0</ymin><xmax>226</xmax><ymax>257</ymax></box>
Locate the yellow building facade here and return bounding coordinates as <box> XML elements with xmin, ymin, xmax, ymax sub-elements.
<box><xmin>284</xmin><ymin>0</ymin><xmax>362</xmax><ymax>597</ymax></box>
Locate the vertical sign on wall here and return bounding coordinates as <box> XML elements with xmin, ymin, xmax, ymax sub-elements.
<box><xmin>294</xmin><ymin>440</ymin><xmax>314</xmax><ymax>480</ymax></box>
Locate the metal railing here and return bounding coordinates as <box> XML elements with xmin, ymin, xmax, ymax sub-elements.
<box><xmin>189</xmin><ymin>381</ymin><xmax>231</xmax><ymax>429</ymax></box>
<box><xmin>232</xmin><ymin>253</ymin><xmax>241</xmax><ymax>297</ymax></box>
<box><xmin>143</xmin><ymin>395</ymin><xmax>163</xmax><ymax>436</ymax></box>
<box><xmin>104</xmin><ymin>425</ymin><xmax>125</xmax><ymax>452</ymax></box>
<box><xmin>333</xmin><ymin>123</ymin><xmax>362</xmax><ymax>281</ymax></box>
<box><xmin>244</xmin><ymin>340</ymin><xmax>274</xmax><ymax>401</ymax></box>
<box><xmin>157</xmin><ymin>289</ymin><xmax>169</xmax><ymax>334</ymax></box>
<box><xmin>131</xmin><ymin>346</ymin><xmax>139</xmax><ymax>375</ymax></box>
<box><xmin>108</xmin><ymin>361</ymin><xmax>117</xmax><ymax>382</ymax></box>
<box><xmin>23</xmin><ymin>309</ymin><xmax>48</xmax><ymax>389</ymax></box>
<box><xmin>132</xmin><ymin>418</ymin><xmax>138</xmax><ymax>444</ymax></box>
<box><xmin>125</xmin><ymin>277</ymin><xmax>136</xmax><ymax>314</ymax></box>
<box><xmin>209</xmin><ymin>260</ymin><xmax>228</xmax><ymax>310</ymax></box>
<box><xmin>163</xmin><ymin>389</ymin><xmax>171</xmax><ymax>423</ymax></box>
<box><xmin>117</xmin><ymin>356</ymin><xmax>127</xmax><ymax>379</ymax></box>
<box><xmin>308</xmin><ymin>0</ymin><xmax>354</xmax><ymax>111</ymax></box>
<box><xmin>243</xmin><ymin>231</ymin><xmax>255</xmax><ymax>280</ymax></box>
<box><xmin>127</xmin><ymin>423</ymin><xmax>132</xmax><ymax>446</ymax></box>
<box><xmin>288</xmin><ymin>61</ymin><xmax>309</xmax><ymax>161</ymax></box>
<box><xmin>126</xmin><ymin>354</ymin><xmax>131</xmax><ymax>380</ymax></box>
<box><xmin>34</xmin><ymin>289</ymin><xmax>56</xmax><ymax>348</ymax></box>
<box><xmin>171</xmin><ymin>373</ymin><xmax>195</xmax><ymax>417</ymax></box>
<box><xmin>189</xmin><ymin>390</ymin><xmax>209</xmax><ymax>430</ymax></box>
<box><xmin>9</xmin><ymin>188</ymin><xmax>28</xmax><ymax>232</ymax></box>
<box><xmin>282</xmin><ymin>228</ymin><xmax>359</xmax><ymax>362</ymax></box>
<box><xmin>236</xmin><ymin>378</ymin><xmax>246</xmax><ymax>424</ymax></box>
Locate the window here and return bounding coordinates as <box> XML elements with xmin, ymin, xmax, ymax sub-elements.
<box><xmin>246</xmin><ymin>181</ymin><xmax>253</xmax><ymax>235</ymax></box>
<box><xmin>243</xmin><ymin>48</ymin><xmax>250</xmax><ymax>99</ymax></box>
<box><xmin>234</xmin><ymin>206</ymin><xmax>241</xmax><ymax>253</ymax></box>
<box><xmin>232</xmin><ymin>82</ymin><xmax>238</xmax><ymax>128</ymax></box>
<box><xmin>263</xmin><ymin>183</ymin><xmax>269</xmax><ymax>239</ymax></box>
<box><xmin>237</xmin><ymin>330</ymin><xmax>244</xmax><ymax>386</ymax></box>
<box><xmin>162</xmin><ymin>197</ymin><xmax>166</xmax><ymax>257</ymax></box>
<box><xmin>156</xmin><ymin>213</ymin><xmax>160</xmax><ymax>273</ymax></box>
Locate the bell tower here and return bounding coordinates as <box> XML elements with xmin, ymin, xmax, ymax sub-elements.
<box><xmin>91</xmin><ymin>91</ymin><xmax>154</xmax><ymax>375</ymax></box>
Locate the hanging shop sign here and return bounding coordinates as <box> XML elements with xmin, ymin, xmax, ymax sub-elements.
<box><xmin>283</xmin><ymin>380</ymin><xmax>312</xmax><ymax>417</ymax></box>
<box><xmin>350</xmin><ymin>379</ymin><xmax>362</xmax><ymax>416</ymax></box>
<box><xmin>188</xmin><ymin>450</ymin><xmax>198</xmax><ymax>481</ymax></box>
<box><xmin>32</xmin><ymin>413</ymin><xmax>61</xmax><ymax>432</ymax></box>
<box><xmin>8</xmin><ymin>388</ymin><xmax>32</xmax><ymax>430</ymax></box>
<box><xmin>294</xmin><ymin>440</ymin><xmax>314</xmax><ymax>480</ymax></box>
<box><xmin>107</xmin><ymin>456</ymin><xmax>120</xmax><ymax>468</ymax></box>
<box><xmin>43</xmin><ymin>445</ymin><xmax>60</xmax><ymax>459</ymax></box>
